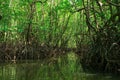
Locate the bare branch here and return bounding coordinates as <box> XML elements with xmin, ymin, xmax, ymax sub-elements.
<box><xmin>106</xmin><ymin>0</ymin><xmax>120</xmax><ymax>7</ymax></box>
<box><xmin>70</xmin><ymin>7</ymin><xmax>85</xmax><ymax>13</ymax></box>
<box><xmin>32</xmin><ymin>0</ymin><xmax>48</xmax><ymax>5</ymax></box>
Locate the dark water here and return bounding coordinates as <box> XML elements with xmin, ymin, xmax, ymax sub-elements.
<box><xmin>0</xmin><ymin>60</ymin><xmax>120</xmax><ymax>80</ymax></box>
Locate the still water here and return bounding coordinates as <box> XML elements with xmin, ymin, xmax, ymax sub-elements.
<box><xmin>0</xmin><ymin>61</ymin><xmax>119</xmax><ymax>80</ymax></box>
<box><xmin>0</xmin><ymin>53</ymin><xmax>120</xmax><ymax>80</ymax></box>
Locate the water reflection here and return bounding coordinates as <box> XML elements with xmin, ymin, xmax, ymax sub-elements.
<box><xmin>0</xmin><ymin>64</ymin><xmax>16</xmax><ymax>80</ymax></box>
<box><xmin>0</xmin><ymin>61</ymin><xmax>120</xmax><ymax>80</ymax></box>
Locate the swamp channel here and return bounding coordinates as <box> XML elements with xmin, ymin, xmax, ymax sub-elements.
<box><xmin>0</xmin><ymin>53</ymin><xmax>120</xmax><ymax>80</ymax></box>
<box><xmin>0</xmin><ymin>0</ymin><xmax>120</xmax><ymax>79</ymax></box>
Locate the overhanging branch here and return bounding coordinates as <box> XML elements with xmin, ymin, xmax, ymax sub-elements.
<box><xmin>106</xmin><ymin>0</ymin><xmax>120</xmax><ymax>7</ymax></box>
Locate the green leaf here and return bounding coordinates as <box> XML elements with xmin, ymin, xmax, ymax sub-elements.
<box><xmin>76</xmin><ymin>0</ymin><xmax>83</xmax><ymax>6</ymax></box>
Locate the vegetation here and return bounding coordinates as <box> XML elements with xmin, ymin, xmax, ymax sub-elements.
<box><xmin>0</xmin><ymin>0</ymin><xmax>120</xmax><ymax>74</ymax></box>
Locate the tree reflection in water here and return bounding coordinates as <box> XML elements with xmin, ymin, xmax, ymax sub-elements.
<box><xmin>0</xmin><ymin>62</ymin><xmax>120</xmax><ymax>80</ymax></box>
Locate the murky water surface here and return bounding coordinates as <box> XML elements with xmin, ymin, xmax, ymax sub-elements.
<box><xmin>0</xmin><ymin>53</ymin><xmax>119</xmax><ymax>80</ymax></box>
<box><xmin>0</xmin><ymin>60</ymin><xmax>119</xmax><ymax>80</ymax></box>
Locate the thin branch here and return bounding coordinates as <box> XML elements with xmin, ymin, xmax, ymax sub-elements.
<box><xmin>103</xmin><ymin>12</ymin><xmax>120</xmax><ymax>27</ymax></box>
<box><xmin>32</xmin><ymin>0</ymin><xmax>48</xmax><ymax>5</ymax></box>
<box><xmin>83</xmin><ymin>0</ymin><xmax>96</xmax><ymax>33</ymax></box>
<box><xmin>70</xmin><ymin>7</ymin><xmax>85</xmax><ymax>13</ymax></box>
<box><xmin>106</xmin><ymin>0</ymin><xmax>120</xmax><ymax>7</ymax></box>
<box><xmin>92</xmin><ymin>1</ymin><xmax>98</xmax><ymax>28</ymax></box>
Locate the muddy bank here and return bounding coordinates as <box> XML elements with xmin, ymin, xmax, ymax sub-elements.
<box><xmin>0</xmin><ymin>42</ymin><xmax>76</xmax><ymax>62</ymax></box>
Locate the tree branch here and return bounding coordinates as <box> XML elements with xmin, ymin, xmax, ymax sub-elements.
<box><xmin>106</xmin><ymin>0</ymin><xmax>120</xmax><ymax>7</ymax></box>
<box><xmin>32</xmin><ymin>0</ymin><xmax>48</xmax><ymax>4</ymax></box>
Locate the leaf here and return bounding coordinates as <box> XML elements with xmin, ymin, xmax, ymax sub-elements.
<box><xmin>76</xmin><ymin>0</ymin><xmax>83</xmax><ymax>6</ymax></box>
<box><xmin>56</xmin><ymin>0</ymin><xmax>72</xmax><ymax>12</ymax></box>
<box><xmin>18</xmin><ymin>29</ymin><xmax>23</xmax><ymax>33</ymax></box>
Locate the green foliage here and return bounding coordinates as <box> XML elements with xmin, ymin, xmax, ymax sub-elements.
<box><xmin>56</xmin><ymin>0</ymin><xmax>72</xmax><ymax>12</ymax></box>
<box><xmin>0</xmin><ymin>0</ymin><xmax>120</xmax><ymax>74</ymax></box>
